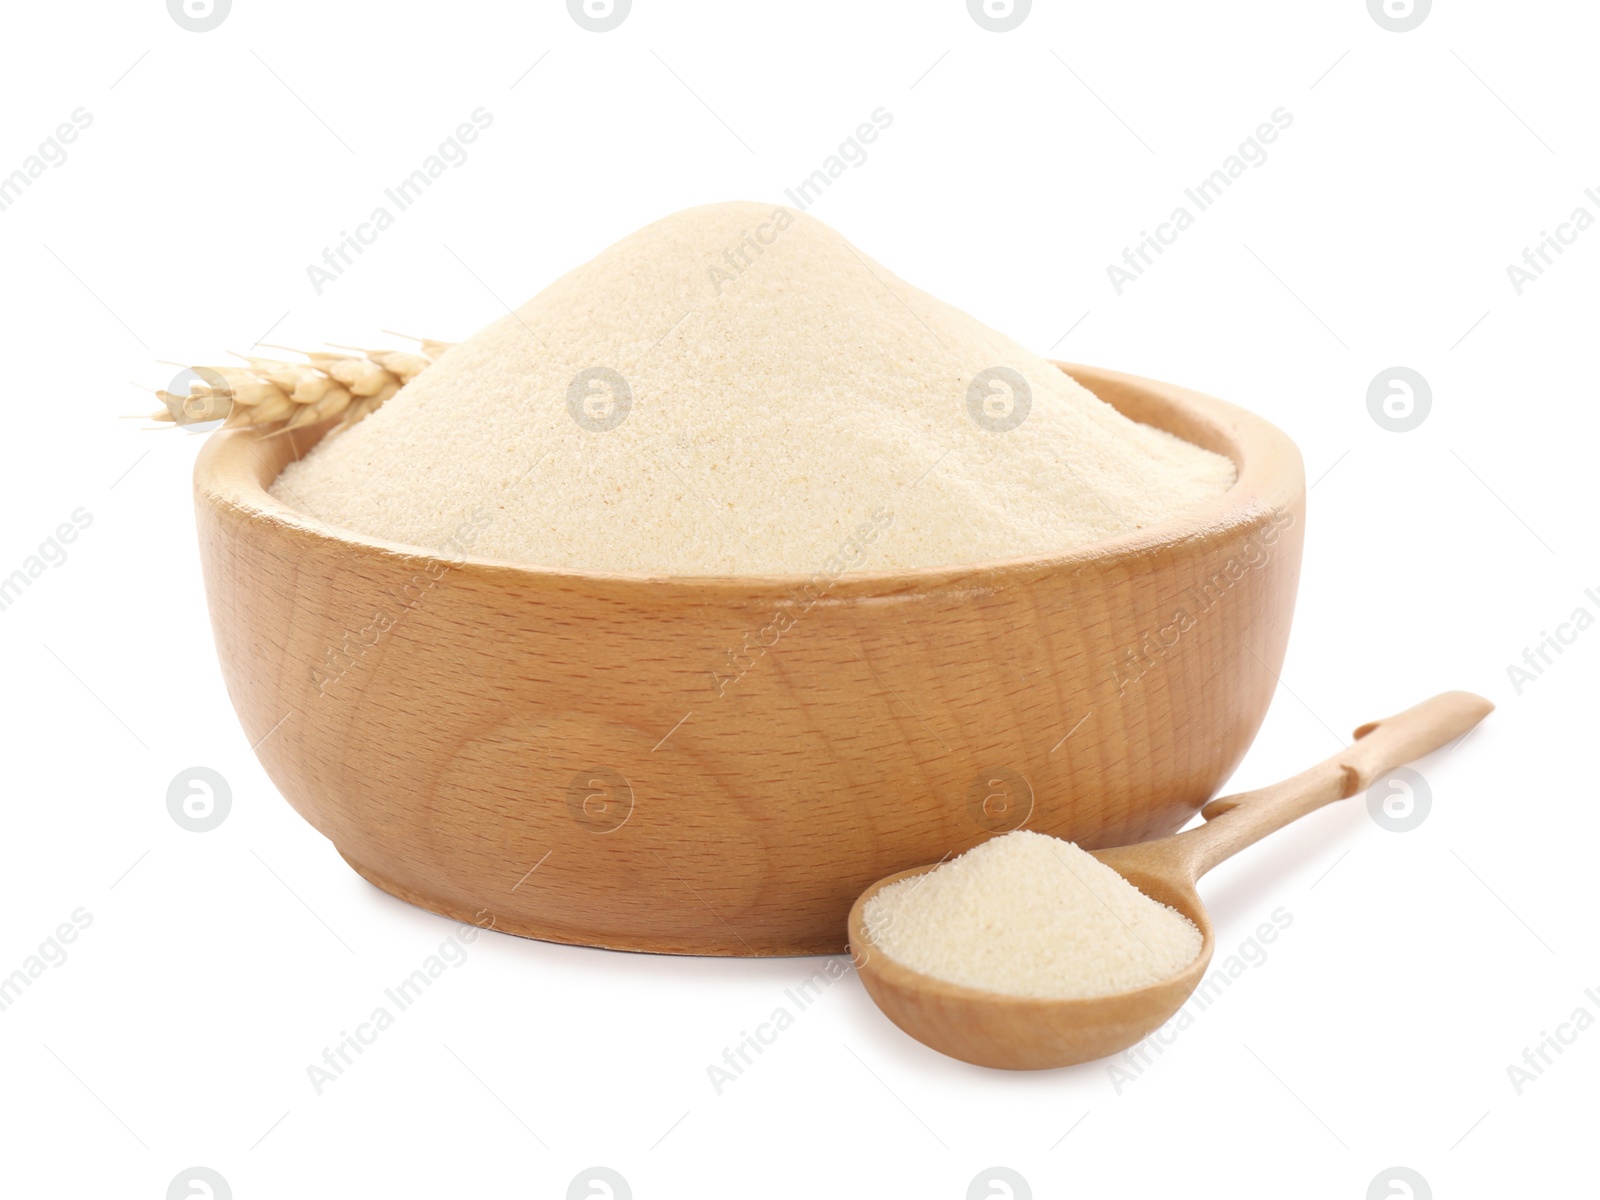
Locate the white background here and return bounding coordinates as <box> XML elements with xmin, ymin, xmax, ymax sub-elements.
<box><xmin>2</xmin><ymin>1</ymin><xmax>1595</xmax><ymax>1196</ymax></box>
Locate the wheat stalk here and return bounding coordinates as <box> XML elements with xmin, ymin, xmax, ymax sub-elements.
<box><xmin>151</xmin><ymin>333</ymin><xmax>453</xmax><ymax>434</ymax></box>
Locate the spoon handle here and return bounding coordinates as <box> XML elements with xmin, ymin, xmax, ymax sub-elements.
<box><xmin>1179</xmin><ymin>690</ymin><xmax>1493</xmax><ymax>880</ymax></box>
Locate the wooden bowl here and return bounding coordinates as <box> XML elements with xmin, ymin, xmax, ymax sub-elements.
<box><xmin>194</xmin><ymin>363</ymin><xmax>1304</xmax><ymax>956</ymax></box>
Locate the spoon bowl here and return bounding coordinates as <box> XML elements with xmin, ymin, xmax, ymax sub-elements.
<box><xmin>849</xmin><ymin>691</ymin><xmax>1492</xmax><ymax>1069</ymax></box>
<box><xmin>850</xmin><ymin>856</ymin><xmax>1216</xmax><ymax>1070</ymax></box>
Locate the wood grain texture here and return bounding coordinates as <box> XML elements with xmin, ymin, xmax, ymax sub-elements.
<box><xmin>848</xmin><ymin>691</ymin><xmax>1493</xmax><ymax>1068</ymax></box>
<box><xmin>193</xmin><ymin>363</ymin><xmax>1306</xmax><ymax>955</ymax></box>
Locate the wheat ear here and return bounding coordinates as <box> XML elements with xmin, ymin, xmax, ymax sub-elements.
<box><xmin>151</xmin><ymin>337</ymin><xmax>454</xmax><ymax>434</ymax></box>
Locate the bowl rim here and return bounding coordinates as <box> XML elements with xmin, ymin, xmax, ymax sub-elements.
<box><xmin>194</xmin><ymin>361</ymin><xmax>1304</xmax><ymax>600</ymax></box>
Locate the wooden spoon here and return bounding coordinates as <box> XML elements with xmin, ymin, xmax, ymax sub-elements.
<box><xmin>848</xmin><ymin>690</ymin><xmax>1493</xmax><ymax>1070</ymax></box>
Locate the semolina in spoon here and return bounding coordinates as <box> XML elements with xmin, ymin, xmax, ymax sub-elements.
<box><xmin>847</xmin><ymin>691</ymin><xmax>1494</xmax><ymax>1070</ymax></box>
